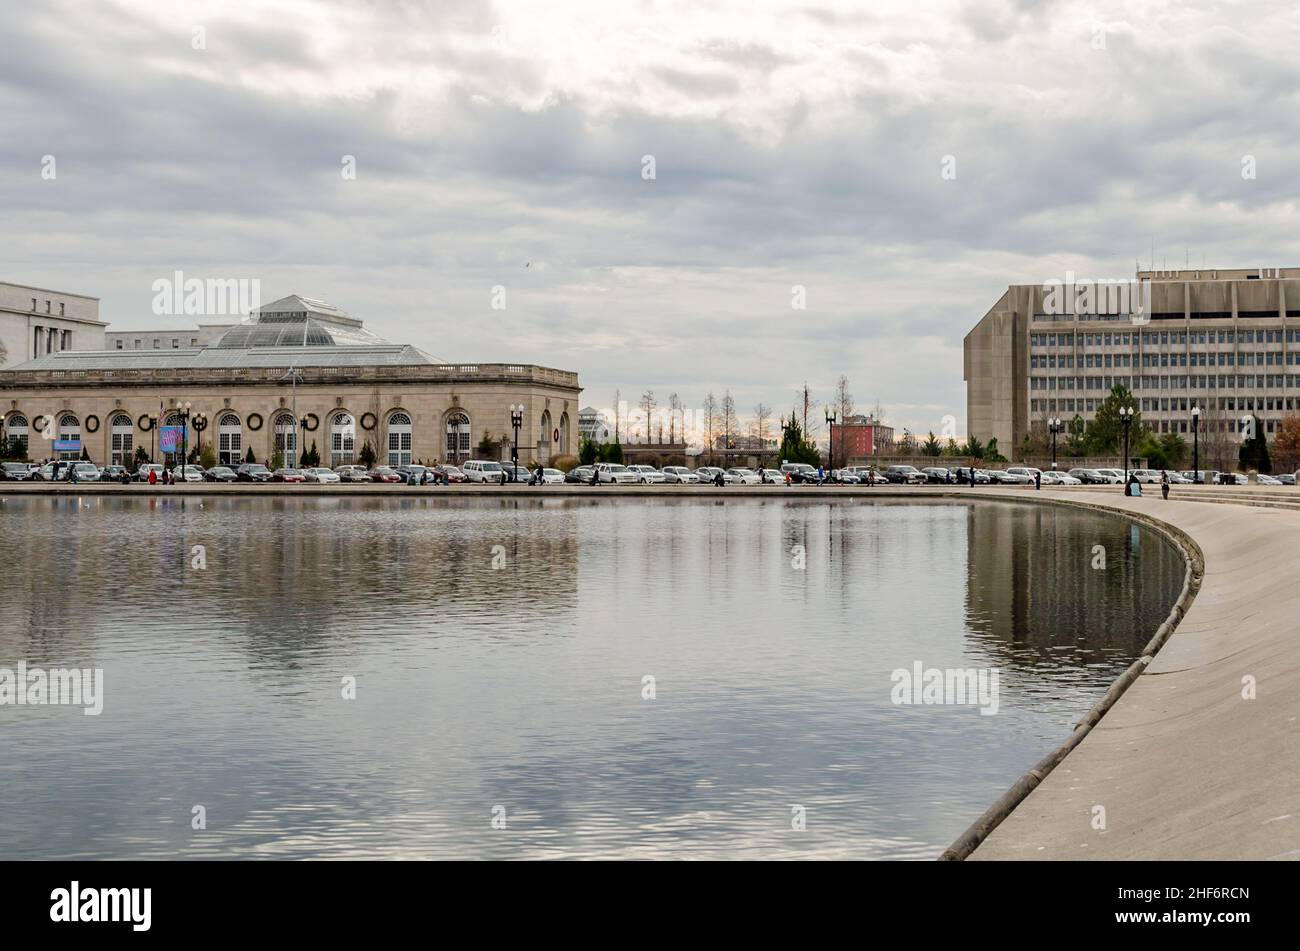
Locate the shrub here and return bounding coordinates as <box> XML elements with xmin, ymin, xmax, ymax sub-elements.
<box><xmin>551</xmin><ymin>454</ymin><xmax>579</xmax><ymax>472</ymax></box>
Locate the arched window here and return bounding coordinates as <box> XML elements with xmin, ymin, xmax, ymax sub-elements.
<box><xmin>273</xmin><ymin>413</ymin><xmax>297</xmax><ymax>464</ymax></box>
<box><xmin>559</xmin><ymin>412</ymin><xmax>570</xmax><ymax>456</ymax></box>
<box><xmin>387</xmin><ymin>412</ymin><xmax>412</xmax><ymax>467</ymax></box>
<box><xmin>330</xmin><ymin>412</ymin><xmax>355</xmax><ymax>466</ymax></box>
<box><xmin>4</xmin><ymin>413</ymin><xmax>29</xmax><ymax>457</ymax></box>
<box><xmin>110</xmin><ymin>412</ymin><xmax>133</xmax><ymax>466</ymax></box>
<box><xmin>218</xmin><ymin>413</ymin><xmax>242</xmax><ymax>465</ymax></box>
<box><xmin>57</xmin><ymin>413</ymin><xmax>81</xmax><ymax>460</ymax></box>
<box><xmin>445</xmin><ymin>412</ymin><xmax>469</xmax><ymax>462</ymax></box>
<box><xmin>161</xmin><ymin>411</ymin><xmax>185</xmax><ymax>465</ymax></box>
<box><xmin>538</xmin><ymin>409</ymin><xmax>553</xmax><ymax>464</ymax></box>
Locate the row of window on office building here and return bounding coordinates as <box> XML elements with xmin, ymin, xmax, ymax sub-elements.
<box><xmin>1031</xmin><ymin>374</ymin><xmax>1300</xmax><ymax>392</ymax></box>
<box><xmin>1032</xmin><ymin>351</ymin><xmax>1300</xmax><ymax>370</ymax></box>
<box><xmin>1030</xmin><ymin>328</ymin><xmax>1300</xmax><ymax>348</ymax></box>
<box><xmin>1030</xmin><ymin>395</ymin><xmax>1300</xmax><ymax>433</ymax></box>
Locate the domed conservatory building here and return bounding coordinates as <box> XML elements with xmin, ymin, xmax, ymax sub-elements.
<box><xmin>0</xmin><ymin>295</ymin><xmax>581</xmax><ymax>469</ymax></box>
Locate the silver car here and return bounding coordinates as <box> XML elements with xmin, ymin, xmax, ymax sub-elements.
<box><xmin>661</xmin><ymin>466</ymin><xmax>699</xmax><ymax>484</ymax></box>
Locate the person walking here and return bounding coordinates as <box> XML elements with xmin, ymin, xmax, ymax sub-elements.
<box><xmin>1161</xmin><ymin>470</ymin><xmax>1169</xmax><ymax>500</ymax></box>
<box><xmin>1034</xmin><ymin>469</ymin><xmax>1041</xmax><ymax>491</ymax></box>
<box><xmin>148</xmin><ymin>467</ymin><xmax>158</xmax><ymax>485</ymax></box>
<box><xmin>590</xmin><ymin>465</ymin><xmax>599</xmax><ymax>486</ymax></box>
<box><xmin>714</xmin><ymin>469</ymin><xmax>724</xmax><ymax>487</ymax></box>
<box><xmin>1127</xmin><ymin>472</ymin><xmax>1140</xmax><ymax>497</ymax></box>
<box><xmin>816</xmin><ymin>464</ymin><xmax>824</xmax><ymax>486</ymax></box>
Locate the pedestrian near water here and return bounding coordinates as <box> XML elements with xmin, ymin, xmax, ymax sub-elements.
<box><xmin>1161</xmin><ymin>470</ymin><xmax>1169</xmax><ymax>500</ymax></box>
<box><xmin>148</xmin><ymin>467</ymin><xmax>157</xmax><ymax>485</ymax></box>
<box><xmin>591</xmin><ymin>465</ymin><xmax>599</xmax><ymax>486</ymax></box>
<box><xmin>816</xmin><ymin>464</ymin><xmax>824</xmax><ymax>485</ymax></box>
<box><xmin>714</xmin><ymin>469</ymin><xmax>724</xmax><ymax>487</ymax></box>
<box><xmin>1034</xmin><ymin>469</ymin><xmax>1041</xmax><ymax>491</ymax></box>
<box><xmin>1127</xmin><ymin>472</ymin><xmax>1140</xmax><ymax>497</ymax></box>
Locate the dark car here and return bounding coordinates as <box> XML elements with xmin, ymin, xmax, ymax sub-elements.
<box><xmin>434</xmin><ymin>464</ymin><xmax>467</xmax><ymax>483</ymax></box>
<box><xmin>0</xmin><ymin>462</ymin><xmax>33</xmax><ymax>481</ymax></box>
<box><xmin>779</xmin><ymin>463</ymin><xmax>818</xmax><ymax>483</ymax></box>
<box><xmin>368</xmin><ymin>467</ymin><xmax>403</xmax><ymax>484</ymax></box>
<box><xmin>204</xmin><ymin>466</ymin><xmax>238</xmax><ymax>482</ymax></box>
<box><xmin>236</xmin><ymin>464</ymin><xmax>273</xmax><ymax>482</ymax></box>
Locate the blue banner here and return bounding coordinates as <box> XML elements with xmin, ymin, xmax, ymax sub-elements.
<box><xmin>159</xmin><ymin>426</ymin><xmax>185</xmax><ymax>453</ymax></box>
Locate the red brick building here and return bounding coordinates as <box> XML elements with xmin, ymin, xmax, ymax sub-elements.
<box><xmin>831</xmin><ymin>414</ymin><xmax>893</xmax><ymax>460</ymax></box>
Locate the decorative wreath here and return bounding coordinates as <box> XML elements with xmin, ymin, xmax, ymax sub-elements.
<box><xmin>247</xmin><ymin>413</ymin><xmax>263</xmax><ymax>431</ymax></box>
<box><xmin>360</xmin><ymin>412</ymin><xmax>377</xmax><ymax>431</ymax></box>
<box><xmin>84</xmin><ymin>414</ymin><xmax>100</xmax><ymax>433</ymax></box>
<box><xmin>302</xmin><ymin>412</ymin><xmax>320</xmax><ymax>432</ymax></box>
<box><xmin>192</xmin><ymin>415</ymin><xmax>209</xmax><ymax>432</ymax></box>
<box><xmin>33</xmin><ymin>415</ymin><xmax>49</xmax><ymax>432</ymax></box>
<box><xmin>137</xmin><ymin>414</ymin><xmax>155</xmax><ymax>432</ymax></box>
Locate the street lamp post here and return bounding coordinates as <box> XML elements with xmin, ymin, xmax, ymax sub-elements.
<box><xmin>1119</xmin><ymin>406</ymin><xmax>1135</xmax><ymax>483</ymax></box>
<box><xmin>509</xmin><ymin>404</ymin><xmax>524</xmax><ymax>482</ymax></box>
<box><xmin>1048</xmin><ymin>417</ymin><xmax>1062</xmax><ymax>470</ymax></box>
<box><xmin>149</xmin><ymin>415</ymin><xmax>158</xmax><ymax>464</ymax></box>
<box><xmin>194</xmin><ymin>412</ymin><xmax>207</xmax><ymax>468</ymax></box>
<box><xmin>177</xmin><ymin>401</ymin><xmax>192</xmax><ymax>478</ymax></box>
<box><xmin>825</xmin><ymin>409</ymin><xmax>836</xmax><ymax>476</ymax></box>
<box><xmin>1191</xmin><ymin>405</ymin><xmax>1201</xmax><ymax>483</ymax></box>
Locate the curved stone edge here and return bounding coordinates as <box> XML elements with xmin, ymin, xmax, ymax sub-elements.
<box><xmin>935</xmin><ymin>494</ymin><xmax>1204</xmax><ymax>861</ymax></box>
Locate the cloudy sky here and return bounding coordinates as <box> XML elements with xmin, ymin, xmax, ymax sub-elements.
<box><xmin>5</xmin><ymin>0</ymin><xmax>1300</xmax><ymax>440</ymax></box>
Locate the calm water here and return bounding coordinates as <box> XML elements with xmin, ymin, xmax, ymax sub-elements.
<box><xmin>0</xmin><ymin>495</ymin><xmax>1183</xmax><ymax>859</ymax></box>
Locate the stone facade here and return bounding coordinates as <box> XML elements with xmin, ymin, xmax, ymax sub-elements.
<box><xmin>0</xmin><ymin>282</ymin><xmax>106</xmax><ymax>369</ymax></box>
<box><xmin>0</xmin><ymin>363</ymin><xmax>578</xmax><ymax>467</ymax></box>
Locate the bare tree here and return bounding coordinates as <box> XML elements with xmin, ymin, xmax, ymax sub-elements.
<box><xmin>702</xmin><ymin>392</ymin><xmax>718</xmax><ymax>462</ymax></box>
<box><xmin>668</xmin><ymin>392</ymin><xmax>681</xmax><ymax>444</ymax></box>
<box><xmin>751</xmin><ymin>403</ymin><xmax>772</xmax><ymax>445</ymax></box>
<box><xmin>833</xmin><ymin>374</ymin><xmax>854</xmax><ymax>421</ymax></box>
<box><xmin>638</xmin><ymin>390</ymin><xmax>656</xmax><ymax>442</ymax></box>
<box><xmin>722</xmin><ymin>391</ymin><xmax>738</xmax><ymax>451</ymax></box>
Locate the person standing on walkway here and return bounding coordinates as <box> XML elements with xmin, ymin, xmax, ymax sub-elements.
<box><xmin>148</xmin><ymin>467</ymin><xmax>157</xmax><ymax>485</ymax></box>
<box><xmin>590</xmin><ymin>465</ymin><xmax>599</xmax><ymax>486</ymax></box>
<box><xmin>1161</xmin><ymin>470</ymin><xmax>1169</xmax><ymax>500</ymax></box>
<box><xmin>1034</xmin><ymin>469</ymin><xmax>1041</xmax><ymax>491</ymax></box>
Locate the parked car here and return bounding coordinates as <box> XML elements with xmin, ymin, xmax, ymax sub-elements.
<box><xmin>396</xmin><ymin>465</ymin><xmax>433</xmax><ymax>484</ymax></box>
<box><xmin>626</xmin><ymin>464</ymin><xmax>667</xmax><ymax>484</ymax></box>
<box><xmin>661</xmin><ymin>466</ymin><xmax>699</xmax><ymax>484</ymax></box>
<box><xmin>695</xmin><ymin>466</ymin><xmax>737</xmax><ymax>485</ymax></box>
<box><xmin>827</xmin><ymin>468</ymin><xmax>860</xmax><ymax>484</ymax></box>
<box><xmin>433</xmin><ymin>464</ymin><xmax>466</xmax><ymax>483</ymax></box>
<box><xmin>922</xmin><ymin>466</ymin><xmax>952</xmax><ymax>484</ymax></box>
<box><xmin>1180</xmin><ymin>470</ymin><xmax>1218</xmax><ymax>485</ymax></box>
<box><xmin>303</xmin><ymin>467</ymin><xmax>341</xmax><ymax>483</ymax></box>
<box><xmin>1005</xmin><ymin>467</ymin><xmax>1041</xmax><ymax>483</ymax></box>
<box><xmin>1215</xmin><ymin>472</ymin><xmax>1248</xmax><ymax>485</ymax></box>
<box><xmin>97</xmin><ymin>464</ymin><xmax>130</xmax><ymax>482</ymax></box>
<box><xmin>204</xmin><ymin>466</ymin><xmax>237</xmax><ymax>482</ymax></box>
<box><xmin>1165</xmin><ymin>471</ymin><xmax>1190</xmax><ymax>484</ymax></box>
<box><xmin>368</xmin><ymin>467</ymin><xmax>403</xmax><ymax>483</ymax></box>
<box><xmin>462</xmin><ymin>460</ymin><xmax>506</xmax><ymax>484</ymax></box>
<box><xmin>844</xmin><ymin>465</ymin><xmax>885</xmax><ymax>484</ymax></box>
<box><xmin>566</xmin><ymin>465</ymin><xmax>594</xmax><ymax>483</ymax></box>
<box><xmin>496</xmin><ymin>463</ymin><xmax>529</xmax><ymax>483</ymax></box>
<box><xmin>273</xmin><ymin>468</ymin><xmax>306</xmax><ymax>483</ymax></box>
<box><xmin>758</xmin><ymin>468</ymin><xmax>785</xmax><ymax>484</ymax></box>
<box><xmin>235</xmin><ymin>463</ymin><xmax>273</xmax><ymax>482</ymax></box>
<box><xmin>883</xmin><ymin>464</ymin><xmax>926</xmax><ymax>485</ymax></box>
<box><xmin>1066</xmin><ymin>467</ymin><xmax>1102</xmax><ymax>484</ymax></box>
<box><xmin>1092</xmin><ymin>468</ymin><xmax>1125</xmax><ymax>484</ymax></box>
<box><xmin>539</xmin><ymin>467</ymin><xmax>566</xmax><ymax>485</ymax></box>
<box><xmin>949</xmin><ymin>466</ymin><xmax>990</xmax><ymax>484</ymax></box>
<box><xmin>1279</xmin><ymin>473</ymin><xmax>1296</xmax><ymax>486</ymax></box>
<box><xmin>780</xmin><ymin>463</ymin><xmax>818</xmax><ymax>483</ymax></box>
<box><xmin>0</xmin><ymin>461</ymin><xmax>33</xmax><ymax>480</ymax></box>
<box><xmin>987</xmin><ymin>469</ymin><xmax>1032</xmax><ymax>485</ymax></box>
<box><xmin>1129</xmin><ymin>469</ymin><xmax>1162</xmax><ymax>484</ymax></box>
<box><xmin>170</xmin><ymin>464</ymin><xmax>204</xmax><ymax>482</ymax></box>
<box><xmin>1257</xmin><ymin>474</ymin><xmax>1283</xmax><ymax>485</ymax></box>
<box><xmin>335</xmin><ymin>465</ymin><xmax>373</xmax><ymax>483</ymax></box>
<box><xmin>596</xmin><ymin>463</ymin><xmax>640</xmax><ymax>484</ymax></box>
<box><xmin>727</xmin><ymin>467</ymin><xmax>762</xmax><ymax>485</ymax></box>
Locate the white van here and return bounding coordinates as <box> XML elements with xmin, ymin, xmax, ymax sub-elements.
<box><xmin>462</xmin><ymin>460</ymin><xmax>506</xmax><ymax>483</ymax></box>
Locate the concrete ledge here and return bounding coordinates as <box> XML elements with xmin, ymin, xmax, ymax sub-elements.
<box><xmin>964</xmin><ymin>491</ymin><xmax>1300</xmax><ymax>861</ymax></box>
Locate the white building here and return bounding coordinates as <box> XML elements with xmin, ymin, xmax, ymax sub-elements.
<box><xmin>578</xmin><ymin>405</ymin><xmax>612</xmax><ymax>443</ymax></box>
<box><xmin>0</xmin><ymin>282</ymin><xmax>106</xmax><ymax>369</ymax></box>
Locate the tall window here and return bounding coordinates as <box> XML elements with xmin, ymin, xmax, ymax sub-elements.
<box><xmin>110</xmin><ymin>413</ymin><xmax>133</xmax><ymax>466</ymax></box>
<box><xmin>56</xmin><ymin>413</ymin><xmax>80</xmax><ymax>460</ymax></box>
<box><xmin>538</xmin><ymin>409</ymin><xmax>552</xmax><ymax>463</ymax></box>
<box><xmin>218</xmin><ymin>413</ymin><xmax>242</xmax><ymax>465</ymax></box>
<box><xmin>387</xmin><ymin>412</ymin><xmax>412</xmax><ymax>467</ymax></box>
<box><xmin>445</xmin><ymin>413</ymin><xmax>469</xmax><ymax>461</ymax></box>
<box><xmin>4</xmin><ymin>414</ymin><xmax>28</xmax><ymax>456</ymax></box>
<box><xmin>330</xmin><ymin>413</ymin><xmax>355</xmax><ymax>466</ymax></box>
<box><xmin>273</xmin><ymin>413</ymin><xmax>297</xmax><ymax>463</ymax></box>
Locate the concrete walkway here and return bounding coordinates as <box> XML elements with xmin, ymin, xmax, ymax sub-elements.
<box><xmin>970</xmin><ymin>488</ymin><xmax>1300</xmax><ymax>861</ymax></box>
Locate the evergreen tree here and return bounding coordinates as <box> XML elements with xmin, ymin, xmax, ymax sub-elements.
<box><xmin>778</xmin><ymin>415</ymin><xmax>819</xmax><ymax>465</ymax></box>
<box><xmin>1239</xmin><ymin>415</ymin><xmax>1271</xmax><ymax>473</ymax></box>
